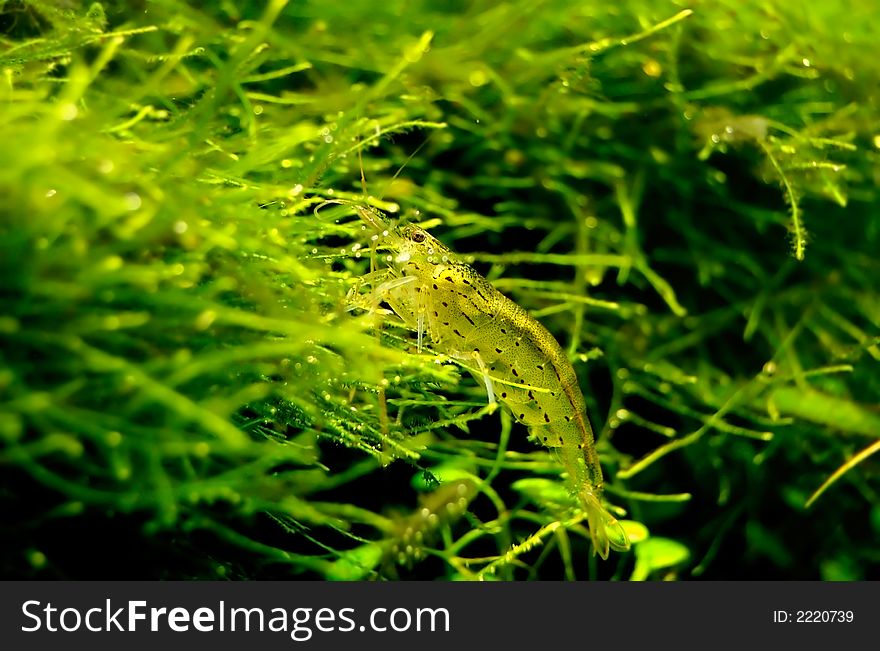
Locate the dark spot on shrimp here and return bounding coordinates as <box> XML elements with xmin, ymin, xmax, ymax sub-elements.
<box><xmin>433</xmin><ymin>311</ymin><xmax>438</xmax><ymax>317</ymax></box>
<box><xmin>514</xmin><ymin>341</ymin><xmax>520</xmax><ymax>346</ymax></box>
<box><xmin>558</xmin><ymin>436</ymin><xmax>563</xmax><ymax>444</ymax></box>
<box><xmin>519</xmin><ymin>413</ymin><xmax>525</xmax><ymax>420</ymax></box>
<box><xmin>442</xmin><ymin>301</ymin><xmax>448</xmax><ymax>307</ymax></box>
<box><xmin>500</xmin><ymin>328</ymin><xmax>507</xmax><ymax>335</ymax></box>
<box><xmin>445</xmin><ymin>276</ymin><xmax>455</xmax><ymax>283</ymax></box>
<box><xmin>501</xmin><ymin>392</ymin><xmax>507</xmax><ymax>399</ymax></box>
<box><xmin>527</xmin><ymin>390</ymin><xmax>534</xmax><ymax>400</ymax></box>
<box><xmin>432</xmin><ymin>283</ymin><xmax>438</xmax><ymax>290</ymax></box>
<box><xmin>544</xmin><ymin>413</ymin><xmax>550</xmax><ymax>423</ymax></box>
<box><xmin>463</xmin><ymin>313</ymin><xmax>475</xmax><ymax>326</ymax></box>
<box><xmin>536</xmin><ymin>364</ymin><xmax>544</xmax><ymax>371</ymax></box>
<box><xmin>542</xmin><ymin>436</ymin><xmax>548</xmax><ymax>442</ymax></box>
<box><xmin>453</xmin><ymin>329</ymin><xmax>465</xmax><ymax>338</ymax></box>
<box><xmin>495</xmin><ymin>348</ymin><xmax>502</xmax><ymax>354</ymax></box>
<box><xmin>442</xmin><ymin>321</ymin><xmax>449</xmax><ymax>326</ymax></box>
<box><xmin>564</xmin><ymin>415</ymin><xmax>571</xmax><ymax>422</ymax></box>
<box><xmin>511</xmin><ymin>368</ymin><xmax>518</xmax><ymax>377</ymax></box>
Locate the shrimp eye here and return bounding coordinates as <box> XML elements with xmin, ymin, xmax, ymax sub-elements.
<box><xmin>411</xmin><ymin>230</ymin><xmax>426</xmax><ymax>243</ymax></box>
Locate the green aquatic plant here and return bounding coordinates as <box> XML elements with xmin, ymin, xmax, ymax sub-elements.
<box><xmin>1</xmin><ymin>0</ymin><xmax>877</xmax><ymax>580</ymax></box>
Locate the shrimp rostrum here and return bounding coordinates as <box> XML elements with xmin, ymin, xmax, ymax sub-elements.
<box><xmin>352</xmin><ymin>205</ymin><xmax>630</xmax><ymax>559</ymax></box>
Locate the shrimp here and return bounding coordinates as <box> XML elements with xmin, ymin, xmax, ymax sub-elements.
<box><xmin>353</xmin><ymin>205</ymin><xmax>630</xmax><ymax>559</ymax></box>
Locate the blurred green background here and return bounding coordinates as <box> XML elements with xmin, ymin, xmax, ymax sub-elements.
<box><xmin>0</xmin><ymin>0</ymin><xmax>878</xmax><ymax>580</ymax></box>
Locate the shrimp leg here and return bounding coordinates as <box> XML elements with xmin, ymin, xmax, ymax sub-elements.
<box><xmin>471</xmin><ymin>350</ymin><xmax>498</xmax><ymax>411</ymax></box>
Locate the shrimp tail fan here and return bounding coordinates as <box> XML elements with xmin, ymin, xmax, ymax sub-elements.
<box><xmin>581</xmin><ymin>487</ymin><xmax>631</xmax><ymax>559</ymax></box>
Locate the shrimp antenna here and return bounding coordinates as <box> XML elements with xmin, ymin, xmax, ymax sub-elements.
<box><xmin>356</xmin><ymin>120</ymin><xmax>435</xmax><ymax>205</ymax></box>
<box><xmin>384</xmin><ymin>133</ymin><xmax>433</xmax><ymax>197</ymax></box>
<box><xmin>358</xmin><ymin>126</ymin><xmax>368</xmax><ymax>197</ymax></box>
<box><xmin>313</xmin><ymin>198</ymin><xmax>350</xmax><ymax>218</ymax></box>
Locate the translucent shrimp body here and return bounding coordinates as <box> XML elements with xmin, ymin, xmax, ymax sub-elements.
<box><xmin>355</xmin><ymin>206</ymin><xmax>630</xmax><ymax>559</ymax></box>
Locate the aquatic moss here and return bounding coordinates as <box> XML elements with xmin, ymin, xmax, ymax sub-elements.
<box><xmin>1</xmin><ymin>0</ymin><xmax>877</xmax><ymax>580</ymax></box>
